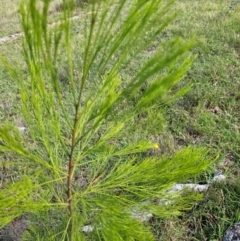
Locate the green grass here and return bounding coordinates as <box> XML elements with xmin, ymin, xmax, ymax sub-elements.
<box><xmin>0</xmin><ymin>0</ymin><xmax>240</xmax><ymax>240</ymax></box>
<box><xmin>0</xmin><ymin>0</ymin><xmax>82</xmax><ymax>38</ymax></box>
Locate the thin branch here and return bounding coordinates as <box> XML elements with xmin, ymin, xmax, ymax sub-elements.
<box><xmin>66</xmin><ymin>5</ymin><xmax>97</xmax><ymax>233</ymax></box>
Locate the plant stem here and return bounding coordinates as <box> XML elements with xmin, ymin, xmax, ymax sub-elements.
<box><xmin>67</xmin><ymin>107</ymin><xmax>79</xmax><ymax>239</ymax></box>
<box><xmin>67</xmin><ymin>3</ymin><xmax>96</xmax><ymax>239</ymax></box>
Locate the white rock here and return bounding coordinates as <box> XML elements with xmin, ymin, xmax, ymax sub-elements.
<box><xmin>131</xmin><ymin>211</ymin><xmax>153</xmax><ymax>222</ymax></box>
<box><xmin>82</xmin><ymin>225</ymin><xmax>94</xmax><ymax>233</ymax></box>
<box><xmin>18</xmin><ymin>126</ymin><xmax>27</xmax><ymax>133</ymax></box>
<box><xmin>170</xmin><ymin>183</ymin><xmax>209</xmax><ymax>193</ymax></box>
<box><xmin>212</xmin><ymin>174</ymin><xmax>226</xmax><ymax>183</ymax></box>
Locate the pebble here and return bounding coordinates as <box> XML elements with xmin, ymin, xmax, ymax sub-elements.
<box><xmin>223</xmin><ymin>223</ymin><xmax>240</xmax><ymax>241</ymax></box>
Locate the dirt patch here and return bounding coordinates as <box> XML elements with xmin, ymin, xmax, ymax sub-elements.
<box><xmin>0</xmin><ymin>33</ymin><xmax>23</xmax><ymax>44</ymax></box>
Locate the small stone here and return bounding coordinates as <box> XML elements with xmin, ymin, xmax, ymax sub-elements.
<box><xmin>18</xmin><ymin>127</ymin><xmax>27</xmax><ymax>133</ymax></box>
<box><xmin>212</xmin><ymin>174</ymin><xmax>226</xmax><ymax>183</ymax></box>
<box><xmin>131</xmin><ymin>211</ymin><xmax>153</xmax><ymax>222</ymax></box>
<box><xmin>223</xmin><ymin>223</ymin><xmax>240</xmax><ymax>241</ymax></box>
<box><xmin>213</xmin><ymin>106</ymin><xmax>221</xmax><ymax>114</ymax></box>
<box><xmin>82</xmin><ymin>225</ymin><xmax>94</xmax><ymax>233</ymax></box>
<box><xmin>169</xmin><ymin>183</ymin><xmax>209</xmax><ymax>193</ymax></box>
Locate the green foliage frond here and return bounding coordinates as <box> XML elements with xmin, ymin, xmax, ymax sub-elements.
<box><xmin>0</xmin><ymin>176</ymin><xmax>52</xmax><ymax>229</ymax></box>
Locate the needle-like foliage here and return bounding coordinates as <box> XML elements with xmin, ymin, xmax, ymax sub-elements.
<box><xmin>0</xmin><ymin>0</ymin><xmax>214</xmax><ymax>240</ymax></box>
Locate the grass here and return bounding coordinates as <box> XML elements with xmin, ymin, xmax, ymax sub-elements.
<box><xmin>0</xmin><ymin>0</ymin><xmax>240</xmax><ymax>240</ymax></box>
<box><xmin>0</xmin><ymin>0</ymin><xmax>83</xmax><ymax>38</ymax></box>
